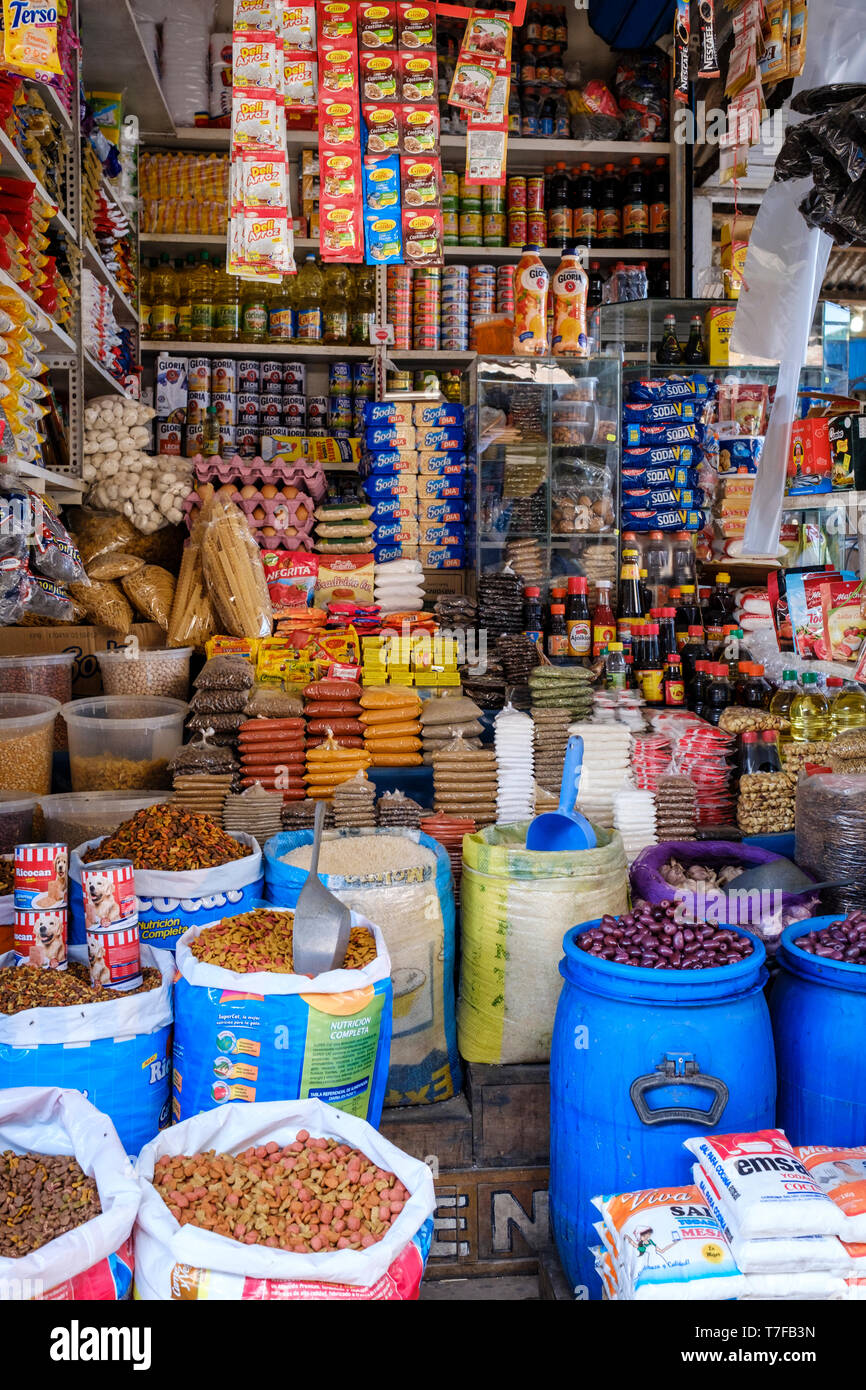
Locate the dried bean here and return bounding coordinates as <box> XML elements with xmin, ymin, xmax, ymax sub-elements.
<box><xmin>71</xmin><ymin>754</ymin><xmax>170</xmax><ymax>792</ymax></box>
<box><xmin>577</xmin><ymin>899</ymin><xmax>754</xmax><ymax>971</ymax></box>
<box><xmin>796</xmin><ymin>912</ymin><xmax>866</xmax><ymax>964</ymax></box>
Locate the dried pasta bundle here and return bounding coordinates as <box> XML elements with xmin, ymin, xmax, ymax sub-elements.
<box><xmin>200</xmin><ymin>495</ymin><xmax>273</xmax><ymax>639</ymax></box>
<box><xmin>167</xmin><ymin>516</ymin><xmax>215</xmax><ymax>651</ymax></box>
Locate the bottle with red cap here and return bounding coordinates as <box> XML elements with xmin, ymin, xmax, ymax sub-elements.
<box><xmin>699</xmin><ymin>663</ymin><xmax>734</xmax><ymax>726</ymax></box>
<box><xmin>523</xmin><ymin>585</ymin><xmax>543</xmax><ymax>645</ymax></box>
<box><xmin>547</xmin><ymin>602</ymin><xmax>568</xmax><ymax>658</ymax></box>
<box><xmin>681</xmin><ymin>625</ymin><xmax>712</xmax><ymax>689</ymax></box>
<box><xmin>655</xmin><ymin>606</ymin><xmax>677</xmax><ymax>663</ymax></box>
<box><xmin>689</xmin><ymin>659</ymin><xmax>712</xmax><ymax>712</ymax></box>
<box><xmin>664</xmin><ymin>653</ymin><xmax>685</xmax><ymax>706</ymax></box>
<box><xmin>759</xmin><ymin>730</ymin><xmax>783</xmax><ymax>772</ymax></box>
<box><xmin>566</xmin><ymin>575</ymin><xmax>591</xmax><ymax>658</ymax></box>
<box><xmin>638</xmin><ymin>622</ymin><xmax>664</xmax><ymax>704</ymax></box>
<box><xmin>739</xmin><ymin>730</ymin><xmax>762</xmax><ymax>777</ymax></box>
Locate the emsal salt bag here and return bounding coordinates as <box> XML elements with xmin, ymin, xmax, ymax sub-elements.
<box><xmin>797</xmin><ymin>1147</ymin><xmax>866</xmax><ymax>1242</ymax></box>
<box><xmin>685</xmin><ymin>1130</ymin><xmax>845</xmax><ymax>1240</ymax></box>
<box><xmin>591</xmin><ymin>1186</ymin><xmax>745</xmax><ymax>1301</ymax></box>
<box><xmin>692</xmin><ymin>1167</ymin><xmax>849</xmax><ymax>1273</ymax></box>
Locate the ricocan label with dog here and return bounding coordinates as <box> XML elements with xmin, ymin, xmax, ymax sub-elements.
<box><xmin>14</xmin><ymin>843</ymin><xmax>68</xmax><ymax>912</ymax></box>
<box><xmin>86</xmin><ymin>922</ymin><xmax>143</xmax><ymax>991</ymax></box>
<box><xmin>14</xmin><ymin>907</ymin><xmax>68</xmax><ymax>969</ymax></box>
<box><xmin>82</xmin><ymin>859</ymin><xmax>141</xmax><ymax>990</ymax></box>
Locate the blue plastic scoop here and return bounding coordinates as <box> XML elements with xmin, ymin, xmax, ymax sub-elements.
<box><xmin>526</xmin><ymin>735</ymin><xmax>597</xmax><ymax>852</ymax></box>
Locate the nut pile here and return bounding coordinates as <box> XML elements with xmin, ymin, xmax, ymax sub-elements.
<box><xmin>795</xmin><ymin>913</ymin><xmax>866</xmax><ymax>963</ymax></box>
<box><xmin>0</xmin><ymin>1151</ymin><xmax>101</xmax><ymax>1256</ymax></box>
<box><xmin>0</xmin><ymin>962</ymin><xmax>162</xmax><ymax>1013</ymax></box>
<box><xmin>99</xmin><ymin>652</ymin><xmax>190</xmax><ymax>699</ymax></box>
<box><xmin>152</xmin><ymin>1133</ymin><xmax>409</xmax><ymax>1252</ymax></box>
<box><xmin>81</xmin><ymin>804</ymin><xmax>250</xmax><ymax>871</ymax></box>
<box><xmin>189</xmin><ymin>909</ymin><xmax>377</xmax><ymax>973</ymax></box>
<box><xmin>71</xmin><ymin>754</ymin><xmax>171</xmax><ymax>792</ymax></box>
<box><xmin>781</xmin><ymin>740</ymin><xmax>830</xmax><ymax>777</ymax></box>
<box><xmin>737</xmin><ymin>771</ymin><xmax>795</xmax><ymax>834</ymax></box>
<box><xmin>577</xmin><ymin>901</ymin><xmax>755</xmax><ymax>970</ymax></box>
<box><xmin>660</xmin><ymin>858</ymin><xmax>744</xmax><ymax>891</ymax></box>
<box><xmin>719</xmin><ymin>706</ymin><xmax>790</xmax><ymax>735</ymax></box>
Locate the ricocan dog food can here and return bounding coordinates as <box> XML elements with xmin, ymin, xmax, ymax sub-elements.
<box><xmin>14</xmin><ymin>842</ymin><xmax>68</xmax><ymax>912</ymax></box>
<box><xmin>82</xmin><ymin>859</ymin><xmax>142</xmax><ymax>990</ymax></box>
<box><xmin>14</xmin><ymin>907</ymin><xmax>68</xmax><ymax>969</ymax></box>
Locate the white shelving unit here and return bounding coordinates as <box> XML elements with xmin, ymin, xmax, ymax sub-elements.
<box><xmin>84</xmin><ymin>239</ymin><xmax>140</xmax><ymax>326</ymax></box>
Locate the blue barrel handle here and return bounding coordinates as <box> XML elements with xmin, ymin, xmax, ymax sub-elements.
<box><xmin>629</xmin><ymin>1052</ymin><xmax>729</xmax><ymax>1127</ymax></box>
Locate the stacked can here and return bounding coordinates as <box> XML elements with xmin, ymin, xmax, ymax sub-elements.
<box><xmin>387</xmin><ymin>265</ymin><xmax>413</xmax><ymax>350</ymax></box>
<box><xmin>482</xmin><ymin>185</ymin><xmax>506</xmax><ymax>247</ymax></box>
<box><xmin>443</xmin><ymin>169</ymin><xmax>459</xmax><ymax>248</ymax></box>
<box><xmin>80</xmin><ymin>858</ymin><xmax>143</xmax><ymax>992</ymax></box>
<box><xmin>413</xmin><ymin>268</ymin><xmax>442</xmax><ymax>351</ymax></box>
<box><xmin>497</xmin><ymin>264</ymin><xmax>515</xmax><ymax>315</ymax></box>
<box><xmin>507</xmin><ymin>176</ymin><xmax>528</xmax><ymax>248</ymax></box>
<box><xmin>441</xmin><ymin>264</ymin><xmax>469</xmax><ymax>352</ymax></box>
<box><xmin>13</xmin><ymin>842</ymin><xmax>68</xmax><ymax>970</ymax></box>
<box><xmin>352</xmin><ymin>360</ymin><xmax>375</xmax><ymax>437</ymax></box>
<box><xmin>459</xmin><ymin>176</ymin><xmax>482</xmax><ymax>247</ymax></box>
<box><xmin>527</xmin><ymin>175</ymin><xmax>547</xmax><ymax>247</ymax></box>
<box><xmin>328</xmin><ymin>360</ymin><xmax>353</xmax><ymax>439</ymax></box>
<box><xmin>468</xmin><ymin>263</ymin><xmax>497</xmax><ymax>350</ymax></box>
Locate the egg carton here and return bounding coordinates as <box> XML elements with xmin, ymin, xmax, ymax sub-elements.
<box><xmin>184</xmin><ymin>486</ymin><xmax>317</xmax><ymax>550</ymax></box>
<box><xmin>192</xmin><ymin>452</ymin><xmax>328</xmax><ymax>502</ymax></box>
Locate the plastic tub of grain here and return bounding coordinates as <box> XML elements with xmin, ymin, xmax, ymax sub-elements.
<box><xmin>0</xmin><ymin>695</ymin><xmax>59</xmax><ymax>795</ymax></box>
<box><xmin>0</xmin><ymin>792</ymin><xmax>40</xmax><ymax>854</ymax></box>
<box><xmin>61</xmin><ymin>697</ymin><xmax>187</xmax><ymax>792</ymax></box>
<box><xmin>96</xmin><ymin>647</ymin><xmax>193</xmax><ymax>700</ymax></box>
<box><xmin>0</xmin><ymin>653</ymin><xmax>74</xmax><ymax>749</ymax></box>
<box><xmin>38</xmin><ymin>791</ymin><xmax>171</xmax><ymax>848</ymax></box>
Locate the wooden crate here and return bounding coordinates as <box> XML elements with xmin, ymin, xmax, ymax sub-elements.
<box><xmin>379</xmin><ymin>1094</ymin><xmax>473</xmax><ymax>1170</ymax></box>
<box><xmin>426</xmin><ymin>1165</ymin><xmax>553</xmax><ymax>1281</ymax></box>
<box><xmin>466</xmin><ymin>1063</ymin><xmax>550</xmax><ymax>1168</ymax></box>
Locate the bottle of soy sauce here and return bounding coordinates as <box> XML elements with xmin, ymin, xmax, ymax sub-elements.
<box><xmin>656</xmin><ymin>313</ymin><xmax>682</xmax><ymax>364</ymax></box>
<box><xmin>683</xmin><ymin>314</ymin><xmax>706</xmax><ymax>365</ymax></box>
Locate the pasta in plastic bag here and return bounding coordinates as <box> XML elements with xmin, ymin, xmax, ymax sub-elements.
<box><xmin>167</xmin><ymin>518</ymin><xmax>216</xmax><ymax>652</ymax></box>
<box><xmin>121</xmin><ymin>565</ymin><xmax>176</xmax><ymax>630</ymax></box>
<box><xmin>200</xmin><ymin>495</ymin><xmax>272</xmax><ymax>639</ymax></box>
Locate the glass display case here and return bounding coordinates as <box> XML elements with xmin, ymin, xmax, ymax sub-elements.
<box><xmin>466</xmin><ymin>355</ymin><xmax>621</xmax><ymax>592</ymax></box>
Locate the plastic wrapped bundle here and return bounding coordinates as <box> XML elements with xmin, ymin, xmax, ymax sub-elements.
<box><xmin>796</xmin><ymin>773</ymin><xmax>866</xmax><ymax>915</ymax></box>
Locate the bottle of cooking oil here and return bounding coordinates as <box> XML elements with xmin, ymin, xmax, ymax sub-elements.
<box><xmin>213</xmin><ymin>264</ymin><xmax>241</xmax><ymax>342</ymax></box>
<box><xmin>789</xmin><ymin>671</ymin><xmax>829</xmax><ymax>742</ymax></box>
<box><xmin>769</xmin><ymin>668</ymin><xmax>801</xmax><ymax>743</ymax></box>
<box><xmin>149</xmin><ymin>253</ymin><xmax>177</xmax><ymax>341</ymax></box>
<box><xmin>240</xmin><ymin>277</ymin><xmax>270</xmax><ymax>344</ymax></box>
<box><xmin>268</xmin><ymin>276</ymin><xmax>296</xmax><ymax>344</ymax></box>
<box><xmin>139</xmin><ymin>258</ymin><xmax>154</xmax><ymax>338</ymax></box>
<box><xmin>189</xmin><ymin>251</ymin><xmax>215</xmax><ymax>342</ymax></box>
<box><xmin>827</xmin><ymin>677</ymin><xmax>866</xmax><ymax>736</ymax></box>
<box><xmin>296</xmin><ymin>255</ymin><xmax>323</xmax><ymax>341</ymax></box>
<box><xmin>175</xmin><ymin>255</ymin><xmax>195</xmax><ymax>341</ymax></box>
<box><xmin>351</xmin><ymin>264</ymin><xmax>376</xmax><ymax>344</ymax></box>
<box><xmin>322</xmin><ymin>264</ymin><xmax>351</xmax><ymax>343</ymax></box>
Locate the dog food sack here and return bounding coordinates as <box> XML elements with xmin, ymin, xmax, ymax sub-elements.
<box><xmin>134</xmin><ymin>1097</ymin><xmax>436</xmax><ymax>1300</ymax></box>
<box><xmin>172</xmin><ymin>908</ymin><xmax>392</xmax><ymax>1127</ymax></box>
<box><xmin>0</xmin><ymin>1086</ymin><xmax>141</xmax><ymax>1299</ymax></box>
<box><xmin>265</xmin><ymin>829</ymin><xmax>460</xmax><ymax>1107</ymax></box>
<box><xmin>0</xmin><ymin>945</ymin><xmax>173</xmax><ymax>1155</ymax></box>
<box><xmin>68</xmin><ymin>833</ymin><xmax>263</xmax><ymax>952</ymax></box>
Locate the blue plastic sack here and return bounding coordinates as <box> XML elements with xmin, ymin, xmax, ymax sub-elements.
<box><xmin>264</xmin><ymin>829</ymin><xmax>461</xmax><ymax>1107</ymax></box>
<box><xmin>0</xmin><ymin>945</ymin><xmax>173</xmax><ymax>1155</ymax></box>
<box><xmin>172</xmin><ymin>908</ymin><xmax>392</xmax><ymax>1127</ymax></box>
<box><xmin>68</xmin><ymin>834</ymin><xmax>263</xmax><ymax>952</ymax></box>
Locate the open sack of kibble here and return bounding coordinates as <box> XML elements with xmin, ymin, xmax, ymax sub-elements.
<box><xmin>172</xmin><ymin>909</ymin><xmax>392</xmax><ymax>1128</ymax></box>
<box><xmin>133</xmin><ymin>1097</ymin><xmax>436</xmax><ymax>1300</ymax></box>
<box><xmin>68</xmin><ymin>832</ymin><xmax>264</xmax><ymax>953</ymax></box>
<box><xmin>0</xmin><ymin>1086</ymin><xmax>141</xmax><ymax>1299</ymax></box>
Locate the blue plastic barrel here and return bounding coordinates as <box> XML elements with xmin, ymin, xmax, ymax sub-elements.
<box><xmin>550</xmin><ymin>918</ymin><xmax>776</xmax><ymax>1299</ymax></box>
<box><xmin>772</xmin><ymin>916</ymin><xmax>866</xmax><ymax>1147</ymax></box>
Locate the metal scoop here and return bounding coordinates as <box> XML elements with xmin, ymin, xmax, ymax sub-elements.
<box><xmin>725</xmin><ymin>859</ymin><xmax>854</xmax><ymax>895</ymax></box>
<box><xmin>291</xmin><ymin>801</ymin><xmax>352</xmax><ymax>976</ymax></box>
<box><xmin>526</xmin><ymin>735</ymin><xmax>597</xmax><ymax>853</ymax></box>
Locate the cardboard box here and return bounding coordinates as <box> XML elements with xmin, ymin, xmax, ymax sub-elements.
<box><xmin>0</xmin><ymin>624</ymin><xmax>166</xmax><ymax>697</ymax></box>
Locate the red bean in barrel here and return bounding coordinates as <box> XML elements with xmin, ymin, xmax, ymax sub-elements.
<box><xmin>796</xmin><ymin>912</ymin><xmax>866</xmax><ymax>963</ymax></box>
<box><xmin>577</xmin><ymin>900</ymin><xmax>754</xmax><ymax>970</ymax></box>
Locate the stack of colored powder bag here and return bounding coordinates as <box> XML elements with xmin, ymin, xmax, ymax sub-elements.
<box><xmin>361</xmin><ymin>686</ymin><xmax>423</xmax><ymax>767</ymax></box>
<box><xmin>305</xmin><ymin>733</ymin><xmax>372</xmax><ymax>800</ymax></box>
<box><xmin>621</xmin><ymin>373</ymin><xmax>712</xmax><ymax>536</ymax></box>
<box><xmin>362</xmin><ymin>398</ymin><xmax>467</xmax><ymax>569</ymax></box>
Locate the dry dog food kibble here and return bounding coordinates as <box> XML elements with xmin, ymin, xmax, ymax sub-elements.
<box><xmin>0</xmin><ymin>961</ymin><xmax>161</xmax><ymax>1012</ymax></box>
<box><xmin>795</xmin><ymin>912</ymin><xmax>866</xmax><ymax>962</ymax></box>
<box><xmin>190</xmin><ymin>908</ymin><xmax>376</xmax><ymax>973</ymax></box>
<box><xmin>151</xmin><ymin>1134</ymin><xmax>409</xmax><ymax>1252</ymax></box>
<box><xmin>577</xmin><ymin>900</ymin><xmax>755</xmax><ymax>970</ymax></box>
<box><xmin>81</xmin><ymin>804</ymin><xmax>250</xmax><ymax>872</ymax></box>
<box><xmin>0</xmin><ymin>1151</ymin><xmax>101</xmax><ymax>1256</ymax></box>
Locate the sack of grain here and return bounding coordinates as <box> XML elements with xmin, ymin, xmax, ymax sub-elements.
<box><xmin>172</xmin><ymin>908</ymin><xmax>392</xmax><ymax>1127</ymax></box>
<box><xmin>0</xmin><ymin>1086</ymin><xmax>141</xmax><ymax>1299</ymax></box>
<box><xmin>0</xmin><ymin>945</ymin><xmax>173</xmax><ymax>1154</ymax></box>
<box><xmin>458</xmin><ymin>822</ymin><xmax>629</xmax><ymax>1064</ymax></box>
<box><xmin>134</xmin><ymin>1097</ymin><xmax>436</xmax><ymax>1300</ymax></box>
<box><xmin>264</xmin><ymin>829</ymin><xmax>461</xmax><ymax>1107</ymax></box>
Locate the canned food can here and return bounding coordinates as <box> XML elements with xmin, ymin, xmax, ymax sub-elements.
<box><xmin>329</xmin><ymin>361</ymin><xmax>353</xmax><ymax>395</ymax></box>
<box><xmin>259</xmin><ymin>393</ymin><xmax>283</xmax><ymax>422</ymax></box>
<box><xmin>508</xmin><ymin>209</ymin><xmax>528</xmax><ymax>245</ymax></box>
<box><xmin>236</xmin><ymin>359</ymin><xmax>260</xmax><ymax>389</ymax></box>
<box><xmin>353</xmin><ymin>402</ymin><xmax>367</xmax><ymax>434</ymax></box>
<box><xmin>236</xmin><ymin>392</ymin><xmax>260</xmax><ymax>423</ymax></box>
<box><xmin>507</xmin><ymin>176</ymin><xmax>527</xmax><ymax>210</ymax></box>
<box><xmin>442</xmin><ymin>210</ymin><xmax>459</xmax><ymax>243</ymax></box>
<box><xmin>282</xmin><ymin>397</ymin><xmax>306</xmax><ymax>426</ymax></box>
<box><xmin>307</xmin><ymin>426</ymin><xmax>328</xmax><ymax>437</ymax></box>
<box><xmin>185</xmin><ymin>422</ymin><xmax>205</xmax><ymax>456</ymax></box>
<box><xmin>237</xmin><ymin>427</ymin><xmax>260</xmax><ymax>459</ymax></box>
<box><xmin>186</xmin><ymin>389</ymin><xmax>209</xmax><ymax>427</ymax></box>
<box><xmin>80</xmin><ymin>859</ymin><xmax>136</xmax><ymax>929</ymax></box>
<box><xmin>387</xmin><ymin>371</ymin><xmax>413</xmax><ymax>392</ymax></box>
<box><xmin>458</xmin><ymin>177</ymin><xmax>481</xmax><ymax>207</ymax></box>
<box><xmin>353</xmin><ymin>361</ymin><xmax>375</xmax><ymax>397</ymax></box>
<box><xmin>527</xmin><ymin>211</ymin><xmax>547</xmax><ymax>244</ymax></box>
<box><xmin>443</xmin><ymin>170</ymin><xmax>459</xmax><ymax>202</ymax></box>
<box><xmin>307</xmin><ymin>395</ymin><xmax>329</xmax><ymax>424</ymax></box>
<box><xmin>260</xmin><ymin>360</ymin><xmax>284</xmax><ymax>390</ymax></box>
<box><xmin>527</xmin><ymin>177</ymin><xmax>545</xmax><ymax>212</ymax></box>
<box><xmin>86</xmin><ymin>921</ymin><xmax>142</xmax><ymax>991</ymax></box>
<box><xmin>483</xmin><ymin>212</ymin><xmax>506</xmax><ymax>244</ymax></box>
<box><xmin>211</xmin><ymin>358</ymin><xmax>237</xmax><ymax>391</ymax></box>
<box><xmin>188</xmin><ymin>357</ymin><xmax>212</xmax><ymax>391</ymax></box>
<box><xmin>329</xmin><ymin>395</ymin><xmax>353</xmax><ymax>427</ymax></box>
<box><xmin>212</xmin><ymin>390</ymin><xmax>235</xmax><ymax>427</ymax></box>
<box><xmin>14</xmin><ymin>843</ymin><xmax>68</xmax><ymax>912</ymax></box>
<box><xmin>482</xmin><ymin>185</ymin><xmax>505</xmax><ymax>211</ymax></box>
<box><xmin>459</xmin><ymin>214</ymin><xmax>482</xmax><ymax>244</ymax></box>
<box><xmin>259</xmin><ymin>424</ymin><xmax>285</xmax><ymax>441</ymax></box>
<box><xmin>414</xmin><ymin>370</ymin><xmax>439</xmax><ymax>391</ymax></box>
<box><xmin>283</xmin><ymin>363</ymin><xmax>306</xmax><ymax>395</ymax></box>
<box><xmin>218</xmin><ymin>424</ymin><xmax>237</xmax><ymax>453</ymax></box>
<box><xmin>14</xmin><ymin>907</ymin><xmax>67</xmax><ymax>969</ymax></box>
<box><xmin>156</xmin><ymin>421</ymin><xmax>183</xmax><ymax>455</ymax></box>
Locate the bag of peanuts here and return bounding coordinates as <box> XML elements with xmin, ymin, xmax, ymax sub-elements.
<box><xmin>0</xmin><ymin>945</ymin><xmax>174</xmax><ymax>1156</ymax></box>
<box><xmin>172</xmin><ymin>907</ymin><xmax>392</xmax><ymax>1127</ymax></box>
<box><xmin>0</xmin><ymin>1086</ymin><xmax>141</xmax><ymax>1299</ymax></box>
<box><xmin>133</xmin><ymin>1097</ymin><xmax>436</xmax><ymax>1300</ymax></box>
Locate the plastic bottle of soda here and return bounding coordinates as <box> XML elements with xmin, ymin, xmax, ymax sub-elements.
<box><xmin>649</xmin><ymin>157</ymin><xmax>670</xmax><ymax>250</ymax></box>
<box><xmin>548</xmin><ymin>162</ymin><xmax>572</xmax><ymax>246</ymax></box>
<box><xmin>572</xmin><ymin>163</ymin><xmax>596</xmax><ymax>247</ymax></box>
<box><xmin>596</xmin><ymin>164</ymin><xmax>621</xmax><ymax>249</ymax></box>
<box><xmin>512</xmin><ymin>246</ymin><xmax>549</xmax><ymax>355</ymax></box>
<box><xmin>621</xmin><ymin>157</ymin><xmax>649</xmax><ymax>249</ymax></box>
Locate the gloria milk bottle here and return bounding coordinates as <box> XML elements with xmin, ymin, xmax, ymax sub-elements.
<box><xmin>513</xmin><ymin>245</ymin><xmax>549</xmax><ymax>355</ymax></box>
<box><xmin>552</xmin><ymin>247</ymin><xmax>589</xmax><ymax>357</ymax></box>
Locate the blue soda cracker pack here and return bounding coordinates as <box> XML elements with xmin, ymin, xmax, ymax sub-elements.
<box><xmin>365</xmin><ymin>424</ymin><xmax>417</xmax><ymax>451</ymax></box>
<box><xmin>419</xmin><ymin>523</ymin><xmax>466</xmax><ymax>547</ymax></box>
<box><xmin>417</xmin><ymin>474</ymin><xmax>464</xmax><ymax>498</ymax></box>
<box><xmin>622</xmin><ymin>487</ymin><xmax>705</xmax><ymax>509</ymax></box>
<box><xmin>413</xmin><ymin>402</ymin><xmax>464</xmax><ymax>427</ymax></box>
<box><xmin>622</xmin><ymin>443</ymin><xmax>699</xmax><ymax>469</ymax></box>
<box><xmin>417</xmin><ymin>455</ymin><xmax>466</xmax><ymax>477</ymax></box>
<box><xmin>420</xmin><ymin>499</ymin><xmax>466</xmax><ymax>524</ymax></box>
<box><xmin>622</xmin><ymin>464</ymin><xmax>700</xmax><ymax>490</ymax></box>
<box><xmin>627</xmin><ymin>374</ymin><xmax>714</xmax><ymax>404</ymax></box>
<box><xmin>372</xmin><ymin>543</ymin><xmax>411</xmax><ymax>564</ymax></box>
<box><xmin>415</xmin><ymin>427</ymin><xmax>464</xmax><ymax>451</ymax></box>
<box><xmin>364</xmin><ymin>400</ymin><xmax>413</xmax><ymax>425</ymax></box>
<box><xmin>362</xmin><ymin>449</ymin><xmax>419</xmax><ymax>474</ymax></box>
<box><xmin>374</xmin><ymin>519</ymin><xmax>420</xmax><ymax>543</ymax></box>
<box><xmin>363</xmin><ymin>473</ymin><xmax>418</xmax><ymax>499</ymax></box>
<box><xmin>420</xmin><ymin>545</ymin><xmax>465</xmax><ymax>568</ymax></box>
<box><xmin>623</xmin><ymin>399</ymin><xmax>702</xmax><ymax>426</ymax></box>
<box><xmin>370</xmin><ymin>497</ymin><xmax>416</xmax><ymax>521</ymax></box>
<box><xmin>624</xmin><ymin>421</ymin><xmax>703</xmax><ymax>448</ymax></box>
<box><xmin>622</xmin><ymin>507</ymin><xmax>705</xmax><ymax>531</ymax></box>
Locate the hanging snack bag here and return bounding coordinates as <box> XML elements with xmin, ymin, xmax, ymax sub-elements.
<box><xmin>233</xmin><ymin>28</ymin><xmax>283</xmax><ymax>89</ymax></box>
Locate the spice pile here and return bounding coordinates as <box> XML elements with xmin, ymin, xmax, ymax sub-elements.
<box><xmin>0</xmin><ymin>1151</ymin><xmax>101</xmax><ymax>1256</ymax></box>
<box><xmin>151</xmin><ymin>1133</ymin><xmax>409</xmax><ymax>1253</ymax></box>
<box><xmin>0</xmin><ymin>962</ymin><xmax>162</xmax><ymax>1013</ymax></box>
<box><xmin>80</xmin><ymin>804</ymin><xmax>250</xmax><ymax>871</ymax></box>
<box><xmin>189</xmin><ymin>908</ymin><xmax>377</xmax><ymax>974</ymax></box>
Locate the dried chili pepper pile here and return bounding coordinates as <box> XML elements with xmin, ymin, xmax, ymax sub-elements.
<box><xmin>81</xmin><ymin>804</ymin><xmax>250</xmax><ymax>872</ymax></box>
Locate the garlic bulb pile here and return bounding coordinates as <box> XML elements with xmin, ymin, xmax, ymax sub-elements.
<box><xmin>81</xmin><ymin>395</ymin><xmax>191</xmax><ymax>533</ymax></box>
